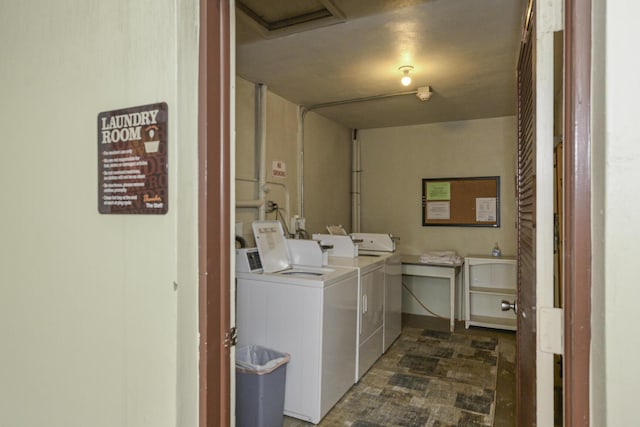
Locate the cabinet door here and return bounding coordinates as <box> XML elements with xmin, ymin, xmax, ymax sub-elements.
<box><xmin>360</xmin><ymin>267</ymin><xmax>384</xmax><ymax>339</ymax></box>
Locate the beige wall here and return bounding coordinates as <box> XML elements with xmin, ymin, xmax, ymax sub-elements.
<box><xmin>265</xmin><ymin>90</ymin><xmax>300</xmax><ymax>231</ymax></box>
<box><xmin>175</xmin><ymin>2</ymin><xmax>200</xmax><ymax>426</ymax></box>
<box><xmin>359</xmin><ymin>116</ymin><xmax>517</xmax><ymax>256</ymax></box>
<box><xmin>235</xmin><ymin>79</ymin><xmax>299</xmax><ymax>243</ymax></box>
<box><xmin>303</xmin><ymin>113</ymin><xmax>352</xmax><ymax>235</ymax></box>
<box><xmin>0</xmin><ymin>1</ymin><xmax>200</xmax><ymax>426</ymax></box>
<box><xmin>598</xmin><ymin>0</ymin><xmax>640</xmax><ymax>425</ymax></box>
<box><xmin>235</xmin><ymin>78</ymin><xmax>260</xmax><ymax>240</ymax></box>
<box><xmin>359</xmin><ymin>116</ymin><xmax>516</xmax><ymax>316</ymax></box>
<box><xmin>234</xmin><ymin>77</ymin><xmax>352</xmax><ymax>243</ymax></box>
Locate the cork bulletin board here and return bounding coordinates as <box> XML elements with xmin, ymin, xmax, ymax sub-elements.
<box><xmin>422</xmin><ymin>176</ymin><xmax>500</xmax><ymax>227</ymax></box>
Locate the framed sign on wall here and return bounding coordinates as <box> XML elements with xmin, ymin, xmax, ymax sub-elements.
<box><xmin>422</xmin><ymin>176</ymin><xmax>500</xmax><ymax>227</ymax></box>
<box><xmin>98</xmin><ymin>102</ymin><xmax>168</xmax><ymax>214</ymax></box>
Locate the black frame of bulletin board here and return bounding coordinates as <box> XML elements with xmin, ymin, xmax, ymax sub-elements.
<box><xmin>422</xmin><ymin>176</ymin><xmax>500</xmax><ymax>227</ymax></box>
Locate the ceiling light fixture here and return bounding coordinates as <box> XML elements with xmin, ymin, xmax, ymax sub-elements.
<box><xmin>399</xmin><ymin>65</ymin><xmax>414</xmax><ymax>86</ymax></box>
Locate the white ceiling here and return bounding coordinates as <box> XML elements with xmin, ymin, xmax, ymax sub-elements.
<box><xmin>236</xmin><ymin>0</ymin><xmax>525</xmax><ymax>129</ymax></box>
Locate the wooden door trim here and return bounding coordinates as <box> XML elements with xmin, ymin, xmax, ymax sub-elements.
<box><xmin>199</xmin><ymin>1</ymin><xmax>232</xmax><ymax>426</ymax></box>
<box><xmin>564</xmin><ymin>0</ymin><xmax>592</xmax><ymax>425</ymax></box>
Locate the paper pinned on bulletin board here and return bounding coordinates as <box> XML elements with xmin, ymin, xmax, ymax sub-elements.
<box><xmin>426</xmin><ymin>182</ymin><xmax>451</xmax><ymax>200</ymax></box>
<box><xmin>426</xmin><ymin>201</ymin><xmax>451</xmax><ymax>220</ymax></box>
<box><xmin>476</xmin><ymin>197</ymin><xmax>497</xmax><ymax>222</ymax></box>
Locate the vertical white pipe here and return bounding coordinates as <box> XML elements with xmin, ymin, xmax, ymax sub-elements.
<box><xmin>297</xmin><ymin>106</ymin><xmax>306</xmax><ymax>217</ymax></box>
<box><xmin>257</xmin><ymin>83</ymin><xmax>267</xmax><ymax>220</ymax></box>
<box><xmin>351</xmin><ymin>129</ymin><xmax>361</xmax><ymax>232</ymax></box>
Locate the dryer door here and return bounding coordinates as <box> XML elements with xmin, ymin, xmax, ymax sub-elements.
<box><xmin>360</xmin><ymin>266</ymin><xmax>384</xmax><ymax>339</ymax></box>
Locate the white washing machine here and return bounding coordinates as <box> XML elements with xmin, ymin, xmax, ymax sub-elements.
<box><xmin>236</xmin><ymin>221</ymin><xmax>358</xmax><ymax>424</ymax></box>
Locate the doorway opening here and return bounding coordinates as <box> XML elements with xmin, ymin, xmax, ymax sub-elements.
<box><xmin>222</xmin><ymin>1</ymin><xmax>588</xmax><ymax>426</ymax></box>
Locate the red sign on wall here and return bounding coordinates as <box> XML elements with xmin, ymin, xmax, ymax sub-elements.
<box><xmin>98</xmin><ymin>102</ymin><xmax>168</xmax><ymax>214</ymax></box>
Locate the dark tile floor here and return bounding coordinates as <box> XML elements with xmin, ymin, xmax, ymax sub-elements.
<box><xmin>282</xmin><ymin>314</ymin><xmax>516</xmax><ymax>427</ymax></box>
<box><xmin>403</xmin><ymin>315</ymin><xmax>516</xmax><ymax>427</ymax></box>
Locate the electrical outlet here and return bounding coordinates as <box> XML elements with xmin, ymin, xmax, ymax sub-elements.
<box><xmin>266</xmin><ymin>200</ymin><xmax>277</xmax><ymax>213</ymax></box>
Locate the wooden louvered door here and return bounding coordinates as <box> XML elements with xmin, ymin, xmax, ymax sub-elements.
<box><xmin>516</xmin><ymin>2</ymin><xmax>537</xmax><ymax>425</ymax></box>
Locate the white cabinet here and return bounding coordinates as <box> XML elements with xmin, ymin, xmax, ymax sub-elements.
<box><xmin>464</xmin><ymin>255</ymin><xmax>517</xmax><ymax>330</ymax></box>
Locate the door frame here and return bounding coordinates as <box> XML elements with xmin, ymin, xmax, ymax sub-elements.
<box><xmin>563</xmin><ymin>0</ymin><xmax>592</xmax><ymax>425</ymax></box>
<box><xmin>194</xmin><ymin>0</ymin><xmax>594</xmax><ymax>425</ymax></box>
<box><xmin>199</xmin><ymin>0</ymin><xmax>233</xmax><ymax>426</ymax></box>
<box><xmin>520</xmin><ymin>0</ymin><xmax>592</xmax><ymax>424</ymax></box>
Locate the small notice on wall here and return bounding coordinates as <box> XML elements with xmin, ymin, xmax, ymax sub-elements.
<box><xmin>272</xmin><ymin>160</ymin><xmax>286</xmax><ymax>178</ymax></box>
<box><xmin>98</xmin><ymin>102</ymin><xmax>168</xmax><ymax>214</ymax></box>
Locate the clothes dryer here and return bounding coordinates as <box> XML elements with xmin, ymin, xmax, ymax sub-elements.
<box><xmin>352</xmin><ymin>233</ymin><xmax>403</xmax><ymax>352</ymax></box>
<box><xmin>321</xmin><ymin>255</ymin><xmax>385</xmax><ymax>381</ymax></box>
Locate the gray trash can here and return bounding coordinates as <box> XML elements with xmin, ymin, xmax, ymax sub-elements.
<box><xmin>236</xmin><ymin>345</ymin><xmax>290</xmax><ymax>427</ymax></box>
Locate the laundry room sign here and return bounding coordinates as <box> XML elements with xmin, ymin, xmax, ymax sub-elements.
<box><xmin>98</xmin><ymin>102</ymin><xmax>168</xmax><ymax>214</ymax></box>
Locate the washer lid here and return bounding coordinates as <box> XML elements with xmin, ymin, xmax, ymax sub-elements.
<box><xmin>252</xmin><ymin>220</ymin><xmax>291</xmax><ymax>273</ymax></box>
